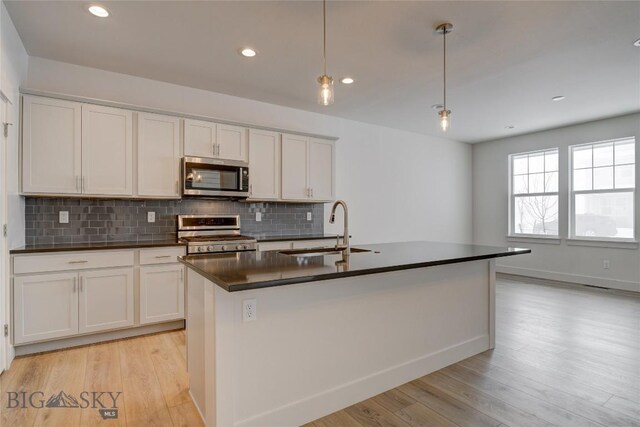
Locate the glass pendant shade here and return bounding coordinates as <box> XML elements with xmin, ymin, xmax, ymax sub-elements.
<box><xmin>317</xmin><ymin>75</ymin><xmax>334</xmax><ymax>106</ymax></box>
<box><xmin>439</xmin><ymin>109</ymin><xmax>451</xmax><ymax>132</ymax></box>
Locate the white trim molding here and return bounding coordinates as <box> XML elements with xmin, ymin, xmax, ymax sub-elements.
<box><xmin>496</xmin><ymin>265</ymin><xmax>640</xmax><ymax>293</ymax></box>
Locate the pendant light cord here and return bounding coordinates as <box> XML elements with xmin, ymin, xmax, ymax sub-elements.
<box><xmin>323</xmin><ymin>0</ymin><xmax>327</xmax><ymax>76</ymax></box>
<box><xmin>443</xmin><ymin>27</ymin><xmax>447</xmax><ymax>111</ymax></box>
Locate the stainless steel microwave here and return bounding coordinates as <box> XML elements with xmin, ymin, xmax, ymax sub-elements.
<box><xmin>182</xmin><ymin>157</ymin><xmax>250</xmax><ymax>199</ymax></box>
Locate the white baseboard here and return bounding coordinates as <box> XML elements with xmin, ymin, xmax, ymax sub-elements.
<box><xmin>236</xmin><ymin>335</ymin><xmax>489</xmax><ymax>427</ymax></box>
<box><xmin>496</xmin><ymin>266</ymin><xmax>639</xmax><ymax>293</ymax></box>
<box><xmin>14</xmin><ymin>320</ymin><xmax>185</xmax><ymax>356</ymax></box>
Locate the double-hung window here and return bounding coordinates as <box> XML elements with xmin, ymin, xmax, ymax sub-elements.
<box><xmin>510</xmin><ymin>149</ymin><xmax>559</xmax><ymax>236</ymax></box>
<box><xmin>570</xmin><ymin>138</ymin><xmax>635</xmax><ymax>240</ymax></box>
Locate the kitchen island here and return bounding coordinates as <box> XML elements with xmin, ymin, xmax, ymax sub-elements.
<box><xmin>180</xmin><ymin>241</ymin><xmax>530</xmax><ymax>427</ymax></box>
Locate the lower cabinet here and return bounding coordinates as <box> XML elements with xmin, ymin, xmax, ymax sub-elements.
<box><xmin>139</xmin><ymin>264</ymin><xmax>185</xmax><ymax>324</ymax></box>
<box><xmin>12</xmin><ymin>247</ymin><xmax>185</xmax><ymax>346</ymax></box>
<box><xmin>79</xmin><ymin>268</ymin><xmax>134</xmax><ymax>334</ymax></box>
<box><xmin>13</xmin><ymin>272</ymin><xmax>79</xmax><ymax>345</ymax></box>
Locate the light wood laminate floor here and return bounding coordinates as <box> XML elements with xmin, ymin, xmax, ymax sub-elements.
<box><xmin>1</xmin><ymin>279</ymin><xmax>639</xmax><ymax>426</ymax></box>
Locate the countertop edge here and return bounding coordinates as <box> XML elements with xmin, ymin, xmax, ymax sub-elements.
<box><xmin>10</xmin><ymin>241</ymin><xmax>186</xmax><ymax>254</ymax></box>
<box><xmin>179</xmin><ymin>248</ymin><xmax>531</xmax><ymax>292</ymax></box>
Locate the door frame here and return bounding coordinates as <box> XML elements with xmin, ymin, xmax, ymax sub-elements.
<box><xmin>0</xmin><ymin>91</ymin><xmax>11</xmax><ymax>373</ymax></box>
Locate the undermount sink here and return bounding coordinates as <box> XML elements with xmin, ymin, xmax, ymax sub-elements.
<box><xmin>279</xmin><ymin>247</ymin><xmax>371</xmax><ymax>257</ymax></box>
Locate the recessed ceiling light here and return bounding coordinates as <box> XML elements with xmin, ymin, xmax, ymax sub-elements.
<box><xmin>552</xmin><ymin>95</ymin><xmax>565</xmax><ymax>101</ymax></box>
<box><xmin>505</xmin><ymin>125</ymin><xmax>516</xmax><ymax>130</ymax></box>
<box><xmin>88</xmin><ymin>5</ymin><xmax>109</xmax><ymax>18</ymax></box>
<box><xmin>634</xmin><ymin>38</ymin><xmax>640</xmax><ymax>47</ymax></box>
<box><xmin>340</xmin><ymin>77</ymin><xmax>355</xmax><ymax>85</ymax></box>
<box><xmin>431</xmin><ymin>104</ymin><xmax>444</xmax><ymax>110</ymax></box>
<box><xmin>240</xmin><ymin>48</ymin><xmax>257</xmax><ymax>58</ymax></box>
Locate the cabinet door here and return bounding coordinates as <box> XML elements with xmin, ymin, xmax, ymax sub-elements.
<box><xmin>281</xmin><ymin>134</ymin><xmax>309</xmax><ymax>200</ymax></box>
<box><xmin>248</xmin><ymin>129</ymin><xmax>280</xmax><ymax>200</ymax></box>
<box><xmin>308</xmin><ymin>138</ymin><xmax>335</xmax><ymax>201</ymax></box>
<box><xmin>139</xmin><ymin>264</ymin><xmax>185</xmax><ymax>325</ymax></box>
<box><xmin>137</xmin><ymin>113</ymin><xmax>181</xmax><ymax>197</ymax></box>
<box><xmin>79</xmin><ymin>268</ymin><xmax>134</xmax><ymax>334</ymax></box>
<box><xmin>22</xmin><ymin>96</ymin><xmax>82</xmax><ymax>194</ymax></box>
<box><xmin>217</xmin><ymin>124</ymin><xmax>247</xmax><ymax>161</ymax></box>
<box><xmin>184</xmin><ymin>119</ymin><xmax>216</xmax><ymax>158</ymax></box>
<box><xmin>82</xmin><ymin>104</ymin><xmax>133</xmax><ymax>196</ymax></box>
<box><xmin>13</xmin><ymin>272</ymin><xmax>79</xmax><ymax>344</ymax></box>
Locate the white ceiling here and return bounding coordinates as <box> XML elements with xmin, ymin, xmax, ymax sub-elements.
<box><xmin>5</xmin><ymin>1</ymin><xmax>640</xmax><ymax>143</ymax></box>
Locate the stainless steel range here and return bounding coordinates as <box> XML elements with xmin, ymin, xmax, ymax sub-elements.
<box><xmin>177</xmin><ymin>214</ymin><xmax>257</xmax><ymax>255</ymax></box>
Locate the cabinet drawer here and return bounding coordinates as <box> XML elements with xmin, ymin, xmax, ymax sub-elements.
<box><xmin>139</xmin><ymin>247</ymin><xmax>185</xmax><ymax>265</ymax></box>
<box><xmin>13</xmin><ymin>250</ymin><xmax>134</xmax><ymax>275</ymax></box>
<box><xmin>291</xmin><ymin>239</ymin><xmax>336</xmax><ymax>249</ymax></box>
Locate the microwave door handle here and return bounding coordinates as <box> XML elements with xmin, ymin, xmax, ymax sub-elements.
<box><xmin>239</xmin><ymin>168</ymin><xmax>243</xmax><ymax>190</ymax></box>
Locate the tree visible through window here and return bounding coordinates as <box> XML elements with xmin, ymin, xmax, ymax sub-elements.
<box><xmin>510</xmin><ymin>149</ymin><xmax>559</xmax><ymax>236</ymax></box>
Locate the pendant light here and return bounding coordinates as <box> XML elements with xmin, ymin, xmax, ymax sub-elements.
<box><xmin>317</xmin><ymin>0</ymin><xmax>334</xmax><ymax>106</ymax></box>
<box><xmin>436</xmin><ymin>23</ymin><xmax>453</xmax><ymax>132</ymax></box>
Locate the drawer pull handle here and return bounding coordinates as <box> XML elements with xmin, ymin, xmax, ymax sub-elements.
<box><xmin>68</xmin><ymin>260</ymin><xmax>89</xmax><ymax>264</ymax></box>
<box><xmin>155</xmin><ymin>255</ymin><xmax>171</xmax><ymax>259</ymax></box>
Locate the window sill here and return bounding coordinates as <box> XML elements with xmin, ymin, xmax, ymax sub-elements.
<box><xmin>566</xmin><ymin>238</ymin><xmax>639</xmax><ymax>249</ymax></box>
<box><xmin>507</xmin><ymin>235</ymin><xmax>561</xmax><ymax>245</ymax></box>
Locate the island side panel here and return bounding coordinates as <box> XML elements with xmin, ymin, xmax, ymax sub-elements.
<box><xmin>205</xmin><ymin>259</ymin><xmax>493</xmax><ymax>427</ymax></box>
<box><xmin>186</xmin><ymin>269</ymin><xmax>206</xmax><ymax>421</ymax></box>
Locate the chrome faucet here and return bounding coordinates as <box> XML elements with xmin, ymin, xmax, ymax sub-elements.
<box><xmin>329</xmin><ymin>200</ymin><xmax>350</xmax><ymax>255</ymax></box>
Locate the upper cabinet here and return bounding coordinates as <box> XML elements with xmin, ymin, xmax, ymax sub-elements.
<box><xmin>21</xmin><ymin>94</ymin><xmax>335</xmax><ymax>202</ymax></box>
<box><xmin>137</xmin><ymin>113</ymin><xmax>181</xmax><ymax>198</ymax></box>
<box><xmin>81</xmin><ymin>104</ymin><xmax>133</xmax><ymax>196</ymax></box>
<box><xmin>184</xmin><ymin>119</ymin><xmax>248</xmax><ymax>162</ymax></box>
<box><xmin>248</xmin><ymin>129</ymin><xmax>280</xmax><ymax>200</ymax></box>
<box><xmin>281</xmin><ymin>134</ymin><xmax>335</xmax><ymax>202</ymax></box>
<box><xmin>184</xmin><ymin>119</ymin><xmax>216</xmax><ymax>158</ymax></box>
<box><xmin>217</xmin><ymin>124</ymin><xmax>248</xmax><ymax>162</ymax></box>
<box><xmin>22</xmin><ymin>96</ymin><xmax>82</xmax><ymax>194</ymax></box>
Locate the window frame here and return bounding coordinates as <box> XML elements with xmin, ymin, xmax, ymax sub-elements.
<box><xmin>508</xmin><ymin>148</ymin><xmax>560</xmax><ymax>239</ymax></box>
<box><xmin>568</xmin><ymin>137</ymin><xmax>636</xmax><ymax>243</ymax></box>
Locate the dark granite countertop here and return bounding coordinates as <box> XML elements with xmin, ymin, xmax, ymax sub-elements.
<box><xmin>179</xmin><ymin>241</ymin><xmax>531</xmax><ymax>292</ymax></box>
<box><xmin>250</xmin><ymin>233</ymin><xmax>346</xmax><ymax>243</ymax></box>
<box><xmin>10</xmin><ymin>239</ymin><xmax>185</xmax><ymax>254</ymax></box>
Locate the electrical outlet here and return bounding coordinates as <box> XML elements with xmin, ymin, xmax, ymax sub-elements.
<box><xmin>147</xmin><ymin>211</ymin><xmax>155</xmax><ymax>223</ymax></box>
<box><xmin>306</xmin><ymin>212</ymin><xmax>312</xmax><ymax>221</ymax></box>
<box><xmin>243</xmin><ymin>298</ymin><xmax>257</xmax><ymax>322</ymax></box>
<box><xmin>603</xmin><ymin>260</ymin><xmax>610</xmax><ymax>270</ymax></box>
<box><xmin>256</xmin><ymin>212</ymin><xmax>262</xmax><ymax>222</ymax></box>
<box><xmin>59</xmin><ymin>211</ymin><xmax>69</xmax><ymax>224</ymax></box>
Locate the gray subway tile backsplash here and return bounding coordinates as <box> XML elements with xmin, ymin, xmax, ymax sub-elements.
<box><xmin>24</xmin><ymin>198</ymin><xmax>324</xmax><ymax>245</ymax></box>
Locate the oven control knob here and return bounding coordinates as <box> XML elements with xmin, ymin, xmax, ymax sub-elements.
<box><xmin>207</xmin><ymin>245</ymin><xmax>214</xmax><ymax>252</ymax></box>
<box><xmin>221</xmin><ymin>245</ymin><xmax>228</xmax><ymax>251</ymax></box>
<box><xmin>237</xmin><ymin>244</ymin><xmax>246</xmax><ymax>250</ymax></box>
<box><xmin>197</xmin><ymin>246</ymin><xmax>204</xmax><ymax>252</ymax></box>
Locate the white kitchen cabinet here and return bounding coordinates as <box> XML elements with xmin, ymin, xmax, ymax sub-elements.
<box><xmin>308</xmin><ymin>138</ymin><xmax>335</xmax><ymax>201</ymax></box>
<box><xmin>184</xmin><ymin>118</ymin><xmax>216</xmax><ymax>158</ymax></box>
<box><xmin>281</xmin><ymin>134</ymin><xmax>310</xmax><ymax>200</ymax></box>
<box><xmin>217</xmin><ymin>124</ymin><xmax>248</xmax><ymax>161</ymax></box>
<box><xmin>248</xmin><ymin>129</ymin><xmax>280</xmax><ymax>200</ymax></box>
<box><xmin>13</xmin><ymin>272</ymin><xmax>79</xmax><ymax>344</ymax></box>
<box><xmin>79</xmin><ymin>268</ymin><xmax>134</xmax><ymax>334</ymax></box>
<box><xmin>139</xmin><ymin>264</ymin><xmax>185</xmax><ymax>325</ymax></box>
<box><xmin>81</xmin><ymin>104</ymin><xmax>133</xmax><ymax>196</ymax></box>
<box><xmin>281</xmin><ymin>134</ymin><xmax>335</xmax><ymax>201</ymax></box>
<box><xmin>137</xmin><ymin>113</ymin><xmax>181</xmax><ymax>197</ymax></box>
<box><xmin>257</xmin><ymin>239</ymin><xmax>337</xmax><ymax>252</ymax></box>
<box><xmin>22</xmin><ymin>96</ymin><xmax>82</xmax><ymax>195</ymax></box>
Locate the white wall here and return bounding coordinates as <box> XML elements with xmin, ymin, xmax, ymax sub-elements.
<box><xmin>24</xmin><ymin>56</ymin><xmax>473</xmax><ymax>245</ymax></box>
<box><xmin>1</xmin><ymin>2</ymin><xmax>27</xmax><ymax>250</ymax></box>
<box><xmin>473</xmin><ymin>114</ymin><xmax>640</xmax><ymax>292</ymax></box>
